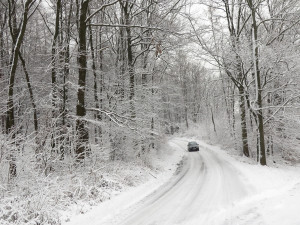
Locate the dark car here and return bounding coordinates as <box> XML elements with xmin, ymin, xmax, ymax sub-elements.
<box><xmin>187</xmin><ymin>141</ymin><xmax>199</xmax><ymax>152</ymax></box>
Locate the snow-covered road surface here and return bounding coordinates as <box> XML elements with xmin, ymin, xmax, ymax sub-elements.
<box><xmin>65</xmin><ymin>137</ymin><xmax>300</xmax><ymax>225</ymax></box>
<box><xmin>116</xmin><ymin>138</ymin><xmax>248</xmax><ymax>225</ymax></box>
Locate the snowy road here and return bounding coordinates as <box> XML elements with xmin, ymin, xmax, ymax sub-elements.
<box><xmin>112</xmin><ymin>138</ymin><xmax>248</xmax><ymax>225</ymax></box>
<box><xmin>65</xmin><ymin>137</ymin><xmax>300</xmax><ymax>225</ymax></box>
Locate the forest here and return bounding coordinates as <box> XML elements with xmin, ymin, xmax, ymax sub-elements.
<box><xmin>1</xmin><ymin>0</ymin><xmax>300</xmax><ymax>224</ymax></box>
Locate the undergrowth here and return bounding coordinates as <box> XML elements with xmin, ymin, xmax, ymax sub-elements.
<box><xmin>0</xmin><ymin>146</ymin><xmax>157</xmax><ymax>225</ymax></box>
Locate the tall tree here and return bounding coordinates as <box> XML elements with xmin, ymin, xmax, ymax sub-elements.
<box><xmin>50</xmin><ymin>0</ymin><xmax>61</xmax><ymax>151</ymax></box>
<box><xmin>246</xmin><ymin>0</ymin><xmax>267</xmax><ymax>165</ymax></box>
<box><xmin>222</xmin><ymin>0</ymin><xmax>250</xmax><ymax>157</ymax></box>
<box><xmin>75</xmin><ymin>0</ymin><xmax>90</xmax><ymax>161</ymax></box>
<box><xmin>6</xmin><ymin>0</ymin><xmax>36</xmax><ymax>178</ymax></box>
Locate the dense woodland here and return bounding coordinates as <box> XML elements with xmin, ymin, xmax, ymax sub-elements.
<box><xmin>1</xmin><ymin>0</ymin><xmax>300</xmax><ymax>223</ymax></box>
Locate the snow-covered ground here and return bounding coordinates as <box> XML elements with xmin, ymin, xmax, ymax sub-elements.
<box><xmin>0</xmin><ymin>138</ymin><xmax>184</xmax><ymax>225</ymax></box>
<box><xmin>196</xmin><ymin>139</ymin><xmax>300</xmax><ymax>225</ymax></box>
<box><xmin>62</xmin><ymin>138</ymin><xmax>185</xmax><ymax>224</ymax></box>
<box><xmin>64</xmin><ymin>137</ymin><xmax>300</xmax><ymax>225</ymax></box>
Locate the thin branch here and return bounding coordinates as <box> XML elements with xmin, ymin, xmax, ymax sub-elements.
<box><xmin>267</xmin><ymin>20</ymin><xmax>300</xmax><ymax>45</ymax></box>
<box><xmin>85</xmin><ymin>0</ymin><xmax>119</xmax><ymax>23</ymax></box>
<box><xmin>28</xmin><ymin>0</ymin><xmax>40</xmax><ymax>20</ymax></box>
<box><xmin>37</xmin><ymin>7</ymin><xmax>53</xmax><ymax>35</ymax></box>
<box><xmin>90</xmin><ymin>23</ymin><xmax>187</xmax><ymax>35</ymax></box>
<box><xmin>264</xmin><ymin>94</ymin><xmax>300</xmax><ymax>125</ymax></box>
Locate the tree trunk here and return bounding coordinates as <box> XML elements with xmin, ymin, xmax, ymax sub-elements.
<box><xmin>59</xmin><ymin>1</ymin><xmax>73</xmax><ymax>160</ymax></box>
<box><xmin>247</xmin><ymin>0</ymin><xmax>267</xmax><ymax>165</ymax></box>
<box><xmin>0</xmin><ymin>12</ymin><xmax>6</xmax><ymax>132</ymax></box>
<box><xmin>51</xmin><ymin>0</ymin><xmax>61</xmax><ymax>151</ymax></box>
<box><xmin>18</xmin><ymin>52</ymin><xmax>38</xmax><ymax>133</ymax></box>
<box><xmin>222</xmin><ymin>0</ymin><xmax>250</xmax><ymax>157</ymax></box>
<box><xmin>76</xmin><ymin>0</ymin><xmax>90</xmax><ymax>161</ymax></box>
<box><xmin>238</xmin><ymin>85</ymin><xmax>249</xmax><ymax>157</ymax></box>
<box><xmin>123</xmin><ymin>4</ymin><xmax>135</xmax><ymax>119</ymax></box>
<box><xmin>6</xmin><ymin>0</ymin><xmax>34</xmax><ymax>178</ymax></box>
<box><xmin>210</xmin><ymin>107</ymin><xmax>216</xmax><ymax>133</ymax></box>
<box><xmin>88</xmin><ymin>22</ymin><xmax>101</xmax><ymax>143</ymax></box>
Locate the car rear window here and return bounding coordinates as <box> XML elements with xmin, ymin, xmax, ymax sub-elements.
<box><xmin>188</xmin><ymin>142</ymin><xmax>198</xmax><ymax>146</ymax></box>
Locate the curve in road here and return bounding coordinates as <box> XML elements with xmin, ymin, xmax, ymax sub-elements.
<box><xmin>110</xmin><ymin>138</ymin><xmax>249</xmax><ymax>225</ymax></box>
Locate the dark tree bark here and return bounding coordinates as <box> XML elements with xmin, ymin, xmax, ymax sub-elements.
<box><xmin>0</xmin><ymin>8</ymin><xmax>6</xmax><ymax>79</ymax></box>
<box><xmin>6</xmin><ymin>0</ymin><xmax>35</xmax><ymax>178</ymax></box>
<box><xmin>247</xmin><ymin>0</ymin><xmax>267</xmax><ymax>165</ymax></box>
<box><xmin>238</xmin><ymin>85</ymin><xmax>249</xmax><ymax>157</ymax></box>
<box><xmin>59</xmin><ymin>1</ymin><xmax>73</xmax><ymax>159</ymax></box>
<box><xmin>18</xmin><ymin>52</ymin><xmax>38</xmax><ymax>133</ymax></box>
<box><xmin>121</xmin><ymin>1</ymin><xmax>135</xmax><ymax>118</ymax></box>
<box><xmin>8</xmin><ymin>0</ymin><xmax>38</xmax><ymax>135</ymax></box>
<box><xmin>210</xmin><ymin>107</ymin><xmax>216</xmax><ymax>133</ymax></box>
<box><xmin>0</xmin><ymin>7</ymin><xmax>7</xmax><ymax>132</ymax></box>
<box><xmin>51</xmin><ymin>0</ymin><xmax>61</xmax><ymax>150</ymax></box>
<box><xmin>117</xmin><ymin>18</ymin><xmax>126</xmax><ymax>100</ymax></box>
<box><xmin>88</xmin><ymin>22</ymin><xmax>101</xmax><ymax>143</ymax></box>
<box><xmin>75</xmin><ymin>0</ymin><xmax>90</xmax><ymax>161</ymax></box>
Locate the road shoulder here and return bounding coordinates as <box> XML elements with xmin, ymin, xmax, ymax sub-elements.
<box><xmin>62</xmin><ymin>138</ymin><xmax>185</xmax><ymax>225</ymax></box>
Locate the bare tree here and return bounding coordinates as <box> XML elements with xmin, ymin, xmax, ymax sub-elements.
<box><xmin>75</xmin><ymin>0</ymin><xmax>90</xmax><ymax>161</ymax></box>
<box><xmin>6</xmin><ymin>0</ymin><xmax>36</xmax><ymax>178</ymax></box>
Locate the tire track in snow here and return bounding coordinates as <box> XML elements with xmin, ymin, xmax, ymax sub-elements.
<box><xmin>107</xmin><ymin>138</ymin><xmax>250</xmax><ymax>225</ymax></box>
